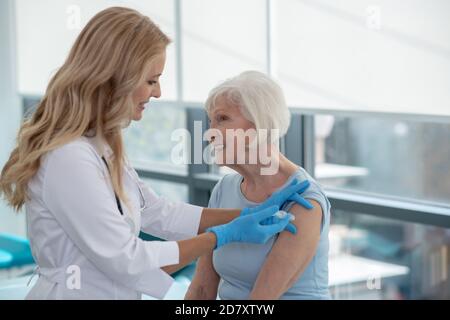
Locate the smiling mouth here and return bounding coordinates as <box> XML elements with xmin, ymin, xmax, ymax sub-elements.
<box><xmin>138</xmin><ymin>101</ymin><xmax>149</xmax><ymax>109</ymax></box>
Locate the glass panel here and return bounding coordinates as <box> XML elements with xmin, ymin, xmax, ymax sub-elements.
<box><xmin>330</xmin><ymin>209</ymin><xmax>450</xmax><ymax>299</ymax></box>
<box><xmin>124</xmin><ymin>103</ymin><xmax>187</xmax><ymax>174</ymax></box>
<box><xmin>274</xmin><ymin>0</ymin><xmax>450</xmax><ymax>116</ymax></box>
<box><xmin>140</xmin><ymin>178</ymin><xmax>188</xmax><ymax>203</ymax></box>
<box><xmin>314</xmin><ymin>114</ymin><xmax>450</xmax><ymax>205</ymax></box>
<box><xmin>182</xmin><ymin>0</ymin><xmax>267</xmax><ymax>101</ymax></box>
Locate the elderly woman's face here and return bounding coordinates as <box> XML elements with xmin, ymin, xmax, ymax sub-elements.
<box><xmin>208</xmin><ymin>96</ymin><xmax>256</xmax><ymax>165</ymax></box>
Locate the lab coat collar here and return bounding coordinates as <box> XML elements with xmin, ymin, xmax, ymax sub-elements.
<box><xmin>83</xmin><ymin>129</ymin><xmax>113</xmax><ymax>160</ymax></box>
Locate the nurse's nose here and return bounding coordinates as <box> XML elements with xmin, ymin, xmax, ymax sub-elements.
<box><xmin>152</xmin><ymin>82</ymin><xmax>161</xmax><ymax>99</ymax></box>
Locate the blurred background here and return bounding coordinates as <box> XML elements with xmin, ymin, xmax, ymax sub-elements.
<box><xmin>1</xmin><ymin>0</ymin><xmax>449</xmax><ymax>299</ymax></box>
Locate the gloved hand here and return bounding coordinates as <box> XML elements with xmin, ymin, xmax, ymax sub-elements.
<box><xmin>206</xmin><ymin>205</ymin><xmax>294</xmax><ymax>249</ymax></box>
<box><xmin>257</xmin><ymin>210</ymin><xmax>297</xmax><ymax>234</ymax></box>
<box><xmin>240</xmin><ymin>178</ymin><xmax>313</xmax><ymax>234</ymax></box>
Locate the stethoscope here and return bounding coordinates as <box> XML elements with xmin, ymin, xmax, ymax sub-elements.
<box><xmin>101</xmin><ymin>156</ymin><xmax>148</xmax><ymax>234</ymax></box>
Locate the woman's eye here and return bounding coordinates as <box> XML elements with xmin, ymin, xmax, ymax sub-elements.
<box><xmin>147</xmin><ymin>80</ymin><xmax>157</xmax><ymax>86</ymax></box>
<box><xmin>217</xmin><ymin>115</ymin><xmax>228</xmax><ymax>122</ymax></box>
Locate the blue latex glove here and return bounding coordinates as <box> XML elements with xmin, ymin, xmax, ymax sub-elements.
<box><xmin>206</xmin><ymin>205</ymin><xmax>294</xmax><ymax>249</ymax></box>
<box><xmin>240</xmin><ymin>178</ymin><xmax>313</xmax><ymax>234</ymax></box>
<box><xmin>257</xmin><ymin>210</ymin><xmax>297</xmax><ymax>234</ymax></box>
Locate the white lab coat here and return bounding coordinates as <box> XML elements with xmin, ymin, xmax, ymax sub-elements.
<box><xmin>24</xmin><ymin>134</ymin><xmax>202</xmax><ymax>299</ymax></box>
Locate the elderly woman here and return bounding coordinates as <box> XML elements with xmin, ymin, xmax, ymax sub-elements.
<box><xmin>185</xmin><ymin>71</ymin><xmax>331</xmax><ymax>300</ymax></box>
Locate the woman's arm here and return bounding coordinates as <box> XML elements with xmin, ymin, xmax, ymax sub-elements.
<box><xmin>138</xmin><ymin>174</ymin><xmax>240</xmax><ymax>238</ymax></box>
<box><xmin>184</xmin><ymin>252</ymin><xmax>220</xmax><ymax>300</ymax></box>
<box><xmin>249</xmin><ymin>200</ymin><xmax>323</xmax><ymax>299</ymax></box>
<box><xmin>140</xmin><ymin>177</ymin><xmax>310</xmax><ymax>239</ymax></box>
<box><xmin>163</xmin><ymin>206</ymin><xmax>291</xmax><ymax>277</ymax></box>
<box><xmin>162</xmin><ymin>232</ymin><xmax>217</xmax><ymax>275</ymax></box>
<box><xmin>138</xmin><ymin>176</ymin><xmax>241</xmax><ymax>240</ymax></box>
<box><xmin>151</xmin><ymin>208</ymin><xmax>240</xmax><ymax>274</ymax></box>
<box><xmin>198</xmin><ymin>208</ymin><xmax>241</xmax><ymax>234</ymax></box>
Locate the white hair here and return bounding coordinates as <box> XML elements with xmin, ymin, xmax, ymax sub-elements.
<box><xmin>205</xmin><ymin>71</ymin><xmax>291</xmax><ymax>142</ymax></box>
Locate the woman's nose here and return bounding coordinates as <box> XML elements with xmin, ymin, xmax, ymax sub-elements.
<box><xmin>152</xmin><ymin>83</ymin><xmax>161</xmax><ymax>99</ymax></box>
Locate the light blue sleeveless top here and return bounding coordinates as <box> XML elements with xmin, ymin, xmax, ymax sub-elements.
<box><xmin>210</xmin><ymin>168</ymin><xmax>331</xmax><ymax>300</ymax></box>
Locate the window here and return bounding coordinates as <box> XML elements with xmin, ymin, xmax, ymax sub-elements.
<box><xmin>329</xmin><ymin>209</ymin><xmax>450</xmax><ymax>299</ymax></box>
<box><xmin>181</xmin><ymin>0</ymin><xmax>267</xmax><ymax>101</ymax></box>
<box><xmin>314</xmin><ymin>114</ymin><xmax>450</xmax><ymax>205</ymax></box>
<box><xmin>124</xmin><ymin>103</ymin><xmax>187</xmax><ymax>174</ymax></box>
<box><xmin>141</xmin><ymin>178</ymin><xmax>188</xmax><ymax>203</ymax></box>
<box><xmin>274</xmin><ymin>0</ymin><xmax>450</xmax><ymax>116</ymax></box>
<box><xmin>16</xmin><ymin>0</ymin><xmax>177</xmax><ymax>99</ymax></box>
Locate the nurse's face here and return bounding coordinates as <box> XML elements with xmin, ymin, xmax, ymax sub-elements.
<box><xmin>208</xmin><ymin>96</ymin><xmax>256</xmax><ymax>165</ymax></box>
<box><xmin>131</xmin><ymin>51</ymin><xmax>166</xmax><ymax>121</ymax></box>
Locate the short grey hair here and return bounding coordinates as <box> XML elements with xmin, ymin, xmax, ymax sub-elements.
<box><xmin>205</xmin><ymin>71</ymin><xmax>291</xmax><ymax>142</ymax></box>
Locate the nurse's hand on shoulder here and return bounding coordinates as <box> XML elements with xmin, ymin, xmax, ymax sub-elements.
<box><xmin>206</xmin><ymin>205</ymin><xmax>293</xmax><ymax>249</ymax></box>
<box><xmin>240</xmin><ymin>178</ymin><xmax>313</xmax><ymax>235</ymax></box>
<box><xmin>241</xmin><ymin>178</ymin><xmax>313</xmax><ymax>217</ymax></box>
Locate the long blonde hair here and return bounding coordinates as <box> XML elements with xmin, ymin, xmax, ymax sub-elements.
<box><xmin>0</xmin><ymin>7</ymin><xmax>170</xmax><ymax>211</ymax></box>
